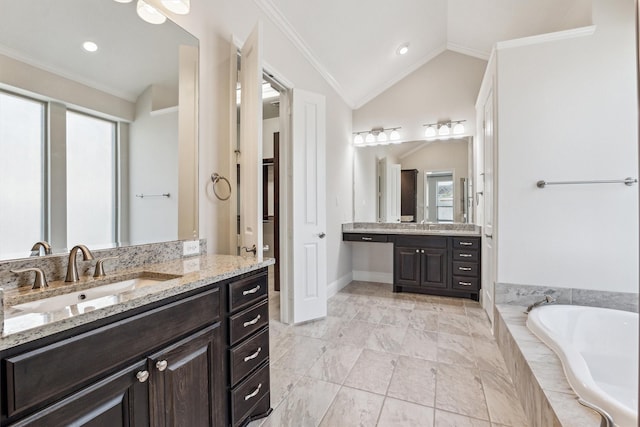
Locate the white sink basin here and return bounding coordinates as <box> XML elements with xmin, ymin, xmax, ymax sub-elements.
<box><xmin>11</xmin><ymin>273</ymin><xmax>179</xmax><ymax>314</ymax></box>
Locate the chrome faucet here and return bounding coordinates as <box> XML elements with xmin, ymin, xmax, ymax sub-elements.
<box><xmin>30</xmin><ymin>241</ymin><xmax>52</xmax><ymax>256</ymax></box>
<box><xmin>525</xmin><ymin>295</ymin><xmax>556</xmax><ymax>314</ymax></box>
<box><xmin>65</xmin><ymin>245</ymin><xmax>95</xmax><ymax>282</ymax></box>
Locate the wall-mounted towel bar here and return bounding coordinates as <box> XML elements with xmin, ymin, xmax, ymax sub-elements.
<box><xmin>135</xmin><ymin>193</ymin><xmax>171</xmax><ymax>198</ymax></box>
<box><xmin>536</xmin><ymin>177</ymin><xmax>637</xmax><ymax>188</ymax></box>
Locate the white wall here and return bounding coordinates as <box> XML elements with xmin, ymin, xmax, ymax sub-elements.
<box><xmin>156</xmin><ymin>0</ymin><xmax>354</xmax><ymax>289</ymax></box>
<box><xmin>129</xmin><ymin>86</ymin><xmax>178</xmax><ymax>244</ymax></box>
<box><xmin>495</xmin><ymin>0</ymin><xmax>638</xmax><ymax>292</ymax></box>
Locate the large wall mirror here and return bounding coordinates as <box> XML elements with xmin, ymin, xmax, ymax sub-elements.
<box><xmin>0</xmin><ymin>0</ymin><xmax>199</xmax><ymax>260</ymax></box>
<box><xmin>353</xmin><ymin>138</ymin><xmax>473</xmax><ymax>224</ymax></box>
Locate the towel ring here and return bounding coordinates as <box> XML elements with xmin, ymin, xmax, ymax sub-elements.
<box><xmin>211</xmin><ymin>173</ymin><xmax>232</xmax><ymax>201</ymax></box>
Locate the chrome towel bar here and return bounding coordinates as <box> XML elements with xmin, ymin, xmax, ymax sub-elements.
<box><xmin>536</xmin><ymin>177</ymin><xmax>637</xmax><ymax>188</ymax></box>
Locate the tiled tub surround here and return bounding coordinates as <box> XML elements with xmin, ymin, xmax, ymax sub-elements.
<box><xmin>495</xmin><ymin>282</ymin><xmax>639</xmax><ymax>313</ymax></box>
<box><xmin>342</xmin><ymin>222</ymin><xmax>481</xmax><ymax>236</ymax></box>
<box><xmin>252</xmin><ymin>281</ymin><xmax>529</xmax><ymax>427</ymax></box>
<box><xmin>1</xmin><ymin>253</ymin><xmax>274</xmax><ymax>350</ymax></box>
<box><xmin>495</xmin><ymin>305</ymin><xmax>602</xmax><ymax>426</ymax></box>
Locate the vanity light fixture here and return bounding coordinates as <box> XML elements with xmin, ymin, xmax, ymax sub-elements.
<box><xmin>423</xmin><ymin>120</ymin><xmax>467</xmax><ymax>140</ymax></box>
<box><xmin>353</xmin><ymin>127</ymin><xmax>402</xmax><ymax>146</ymax></box>
<box><xmin>136</xmin><ymin>0</ymin><xmax>167</xmax><ymax>24</ymax></box>
<box><xmin>161</xmin><ymin>0</ymin><xmax>190</xmax><ymax>14</ymax></box>
<box><xmin>113</xmin><ymin>0</ymin><xmax>132</xmax><ymax>2</ymax></box>
<box><xmin>82</xmin><ymin>41</ymin><xmax>98</xmax><ymax>52</ymax></box>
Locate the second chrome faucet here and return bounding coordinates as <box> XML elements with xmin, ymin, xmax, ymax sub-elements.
<box><xmin>65</xmin><ymin>245</ymin><xmax>95</xmax><ymax>282</ymax></box>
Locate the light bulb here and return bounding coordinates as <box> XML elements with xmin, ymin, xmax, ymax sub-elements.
<box><xmin>396</xmin><ymin>43</ymin><xmax>409</xmax><ymax>56</ymax></box>
<box><xmin>365</xmin><ymin>133</ymin><xmax>375</xmax><ymax>144</ymax></box>
<box><xmin>161</xmin><ymin>0</ymin><xmax>190</xmax><ymax>14</ymax></box>
<box><xmin>425</xmin><ymin>126</ymin><xmax>437</xmax><ymax>138</ymax></box>
<box><xmin>137</xmin><ymin>0</ymin><xmax>167</xmax><ymax>24</ymax></box>
<box><xmin>390</xmin><ymin>129</ymin><xmax>400</xmax><ymax>141</ymax></box>
<box><xmin>82</xmin><ymin>41</ymin><xmax>98</xmax><ymax>52</ymax></box>
<box><xmin>453</xmin><ymin>122</ymin><xmax>465</xmax><ymax>134</ymax></box>
<box><xmin>438</xmin><ymin>123</ymin><xmax>450</xmax><ymax>136</ymax></box>
<box><xmin>353</xmin><ymin>134</ymin><xmax>364</xmax><ymax>145</ymax></box>
<box><xmin>377</xmin><ymin>131</ymin><xmax>388</xmax><ymax>142</ymax></box>
<box><xmin>113</xmin><ymin>0</ymin><xmax>133</xmax><ymax>3</ymax></box>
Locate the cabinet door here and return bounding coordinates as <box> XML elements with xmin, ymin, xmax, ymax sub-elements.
<box><xmin>420</xmin><ymin>248</ymin><xmax>448</xmax><ymax>289</ymax></box>
<box><xmin>394</xmin><ymin>246</ymin><xmax>421</xmax><ymax>286</ymax></box>
<box><xmin>148</xmin><ymin>324</ymin><xmax>224</xmax><ymax>427</ymax></box>
<box><xmin>8</xmin><ymin>361</ymin><xmax>149</xmax><ymax>427</ymax></box>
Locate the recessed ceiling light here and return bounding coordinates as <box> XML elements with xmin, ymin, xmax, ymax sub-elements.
<box><xmin>82</xmin><ymin>41</ymin><xmax>98</xmax><ymax>52</ymax></box>
<box><xmin>397</xmin><ymin>43</ymin><xmax>409</xmax><ymax>56</ymax></box>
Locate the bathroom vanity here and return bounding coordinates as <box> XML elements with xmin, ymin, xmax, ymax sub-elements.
<box><xmin>0</xmin><ymin>255</ymin><xmax>273</xmax><ymax>427</ymax></box>
<box><xmin>343</xmin><ymin>223</ymin><xmax>482</xmax><ymax>300</ymax></box>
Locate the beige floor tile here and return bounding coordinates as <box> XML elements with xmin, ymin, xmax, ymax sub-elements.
<box><xmin>407</xmin><ymin>308</ymin><xmax>439</xmax><ymax>331</ymax></box>
<box><xmin>306</xmin><ymin>343</ymin><xmax>362</xmax><ymax>385</ymax></box>
<box><xmin>379</xmin><ymin>306</ymin><xmax>413</xmax><ymax>326</ymax></box>
<box><xmin>270</xmin><ymin>336</ymin><xmax>329</xmax><ymax>375</ymax></box>
<box><xmin>435</xmin><ymin>363</ymin><xmax>489</xmax><ymax>420</ymax></box>
<box><xmin>333</xmin><ymin>319</ymin><xmax>376</xmax><ymax>348</ymax></box>
<box><xmin>434</xmin><ymin>409</ymin><xmax>491</xmax><ymax>426</ymax></box>
<box><xmin>291</xmin><ymin>315</ymin><xmax>345</xmax><ymax>340</ymax></box>
<box><xmin>354</xmin><ymin>303</ymin><xmax>385</xmax><ymax>323</ymax></box>
<box><xmin>437</xmin><ymin>332</ymin><xmax>476</xmax><ymax>368</ymax></box>
<box><xmin>344</xmin><ymin>349</ymin><xmax>398</xmax><ymax>395</ymax></box>
<box><xmin>327</xmin><ymin>299</ymin><xmax>361</xmax><ymax>320</ymax></box>
<box><xmin>399</xmin><ymin>327</ymin><xmax>438</xmax><ymax>361</ymax></box>
<box><xmin>377</xmin><ymin>397</ymin><xmax>435</xmax><ymax>427</ymax></box>
<box><xmin>261</xmin><ymin>377</ymin><xmax>340</xmax><ymax>427</ymax></box>
<box><xmin>472</xmin><ymin>337</ymin><xmax>510</xmax><ymax>376</ymax></box>
<box><xmin>468</xmin><ymin>317</ymin><xmax>495</xmax><ymax>340</ymax></box>
<box><xmin>480</xmin><ymin>370</ymin><xmax>528</xmax><ymax>426</ymax></box>
<box><xmin>438</xmin><ymin>312</ymin><xmax>471</xmax><ymax>336</ymax></box>
<box><xmin>318</xmin><ymin>386</ymin><xmax>384</xmax><ymax>427</ymax></box>
<box><xmin>387</xmin><ymin>356</ymin><xmax>437</xmax><ymax>407</ymax></box>
<box><xmin>365</xmin><ymin>324</ymin><xmax>408</xmax><ymax>353</ymax></box>
<box><xmin>269</xmin><ymin>367</ymin><xmax>302</xmax><ymax>409</ymax></box>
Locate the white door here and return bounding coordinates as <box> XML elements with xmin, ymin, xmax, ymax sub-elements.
<box><xmin>291</xmin><ymin>89</ymin><xmax>327</xmax><ymax>323</ymax></box>
<box><xmin>387</xmin><ymin>164</ymin><xmax>401</xmax><ymax>223</ymax></box>
<box><xmin>239</xmin><ymin>23</ymin><xmax>263</xmax><ymax>260</ymax></box>
<box><xmin>482</xmin><ymin>89</ymin><xmax>496</xmax><ymax>323</ymax></box>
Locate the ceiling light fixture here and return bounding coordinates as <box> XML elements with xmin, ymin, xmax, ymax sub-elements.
<box><xmin>161</xmin><ymin>0</ymin><xmax>190</xmax><ymax>14</ymax></box>
<box><xmin>423</xmin><ymin>120</ymin><xmax>467</xmax><ymax>141</ymax></box>
<box><xmin>136</xmin><ymin>0</ymin><xmax>167</xmax><ymax>24</ymax></box>
<box><xmin>353</xmin><ymin>127</ymin><xmax>402</xmax><ymax>146</ymax></box>
<box><xmin>396</xmin><ymin>43</ymin><xmax>410</xmax><ymax>56</ymax></box>
<box><xmin>82</xmin><ymin>41</ymin><xmax>98</xmax><ymax>52</ymax></box>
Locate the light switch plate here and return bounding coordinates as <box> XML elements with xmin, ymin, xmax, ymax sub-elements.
<box><xmin>183</xmin><ymin>240</ymin><xmax>200</xmax><ymax>256</ymax></box>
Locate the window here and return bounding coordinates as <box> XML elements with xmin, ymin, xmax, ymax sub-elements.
<box><xmin>426</xmin><ymin>172</ymin><xmax>454</xmax><ymax>223</ymax></box>
<box><xmin>66</xmin><ymin>111</ymin><xmax>116</xmax><ymax>248</ymax></box>
<box><xmin>0</xmin><ymin>92</ymin><xmax>45</xmax><ymax>258</ymax></box>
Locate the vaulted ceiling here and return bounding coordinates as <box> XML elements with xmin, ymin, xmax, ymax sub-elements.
<box><xmin>254</xmin><ymin>0</ymin><xmax>593</xmax><ymax>109</ymax></box>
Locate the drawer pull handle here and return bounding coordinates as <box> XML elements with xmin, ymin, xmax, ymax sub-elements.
<box><xmin>243</xmin><ymin>285</ymin><xmax>261</xmax><ymax>296</ymax></box>
<box><xmin>459</xmin><ymin>281</ymin><xmax>472</xmax><ymax>286</ymax></box>
<box><xmin>156</xmin><ymin>360</ymin><xmax>168</xmax><ymax>372</ymax></box>
<box><xmin>361</xmin><ymin>237</ymin><xmax>373</xmax><ymax>241</ymax></box>
<box><xmin>244</xmin><ymin>383</ymin><xmax>262</xmax><ymax>401</ymax></box>
<box><xmin>459</xmin><ymin>253</ymin><xmax>472</xmax><ymax>258</ymax></box>
<box><xmin>459</xmin><ymin>242</ymin><xmax>473</xmax><ymax>246</ymax></box>
<box><xmin>243</xmin><ymin>315</ymin><xmax>261</xmax><ymax>327</ymax></box>
<box><xmin>244</xmin><ymin>347</ymin><xmax>262</xmax><ymax>362</ymax></box>
<box><xmin>459</xmin><ymin>267</ymin><xmax>472</xmax><ymax>271</ymax></box>
<box><xmin>136</xmin><ymin>370</ymin><xmax>150</xmax><ymax>383</ymax></box>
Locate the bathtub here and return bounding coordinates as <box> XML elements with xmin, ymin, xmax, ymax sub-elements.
<box><xmin>526</xmin><ymin>305</ymin><xmax>638</xmax><ymax>427</ymax></box>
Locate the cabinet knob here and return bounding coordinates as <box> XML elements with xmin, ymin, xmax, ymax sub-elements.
<box><xmin>415</xmin><ymin>249</ymin><xmax>419</xmax><ymax>253</ymax></box>
<box><xmin>156</xmin><ymin>360</ymin><xmax>168</xmax><ymax>372</ymax></box>
<box><xmin>136</xmin><ymin>370</ymin><xmax>150</xmax><ymax>383</ymax></box>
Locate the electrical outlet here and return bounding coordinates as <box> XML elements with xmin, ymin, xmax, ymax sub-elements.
<box><xmin>183</xmin><ymin>240</ymin><xmax>200</xmax><ymax>256</ymax></box>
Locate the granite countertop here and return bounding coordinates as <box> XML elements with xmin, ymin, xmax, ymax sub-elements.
<box><xmin>342</xmin><ymin>222</ymin><xmax>482</xmax><ymax>237</ymax></box>
<box><xmin>1</xmin><ymin>254</ymin><xmax>274</xmax><ymax>351</ymax></box>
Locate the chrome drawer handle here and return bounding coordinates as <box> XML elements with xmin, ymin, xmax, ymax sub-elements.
<box><xmin>459</xmin><ymin>267</ymin><xmax>472</xmax><ymax>271</ymax></box>
<box><xmin>459</xmin><ymin>242</ymin><xmax>473</xmax><ymax>246</ymax></box>
<box><xmin>244</xmin><ymin>383</ymin><xmax>262</xmax><ymax>401</ymax></box>
<box><xmin>136</xmin><ymin>370</ymin><xmax>149</xmax><ymax>383</ymax></box>
<box><xmin>243</xmin><ymin>314</ymin><xmax>261</xmax><ymax>327</ymax></box>
<box><xmin>459</xmin><ymin>281</ymin><xmax>472</xmax><ymax>286</ymax></box>
<box><xmin>244</xmin><ymin>347</ymin><xmax>262</xmax><ymax>362</ymax></box>
<box><xmin>459</xmin><ymin>253</ymin><xmax>472</xmax><ymax>258</ymax></box>
<box><xmin>156</xmin><ymin>360</ymin><xmax>168</xmax><ymax>372</ymax></box>
<box><xmin>361</xmin><ymin>237</ymin><xmax>372</xmax><ymax>241</ymax></box>
<box><xmin>242</xmin><ymin>285</ymin><xmax>261</xmax><ymax>296</ymax></box>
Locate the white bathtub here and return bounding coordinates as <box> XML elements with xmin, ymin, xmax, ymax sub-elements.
<box><xmin>526</xmin><ymin>305</ymin><xmax>638</xmax><ymax>427</ymax></box>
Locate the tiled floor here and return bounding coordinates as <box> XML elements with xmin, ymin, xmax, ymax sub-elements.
<box><xmin>251</xmin><ymin>279</ymin><xmax>528</xmax><ymax>427</ymax></box>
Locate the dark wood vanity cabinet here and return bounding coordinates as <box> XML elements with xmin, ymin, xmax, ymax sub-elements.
<box><xmin>0</xmin><ymin>268</ymin><xmax>271</xmax><ymax>427</ymax></box>
<box><xmin>393</xmin><ymin>235</ymin><xmax>481</xmax><ymax>300</ymax></box>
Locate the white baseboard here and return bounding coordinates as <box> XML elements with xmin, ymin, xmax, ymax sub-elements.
<box><xmin>327</xmin><ymin>272</ymin><xmax>353</xmax><ymax>298</ymax></box>
<box><xmin>352</xmin><ymin>271</ymin><xmax>393</xmax><ymax>284</ymax></box>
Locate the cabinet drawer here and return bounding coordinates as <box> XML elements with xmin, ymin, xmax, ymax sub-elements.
<box><xmin>4</xmin><ymin>287</ymin><xmax>220</xmax><ymax>417</ymax></box>
<box><xmin>452</xmin><ymin>237</ymin><xmax>480</xmax><ymax>250</ymax></box>
<box><xmin>230</xmin><ymin>327</ymin><xmax>269</xmax><ymax>387</ymax></box>
<box><xmin>394</xmin><ymin>235</ymin><xmax>447</xmax><ymax>249</ymax></box>
<box><xmin>453</xmin><ymin>250</ymin><xmax>478</xmax><ymax>262</ymax></box>
<box><xmin>342</xmin><ymin>233</ymin><xmax>388</xmax><ymax>243</ymax></box>
<box><xmin>229</xmin><ymin>272</ymin><xmax>268</xmax><ymax>313</ymax></box>
<box><xmin>231</xmin><ymin>363</ymin><xmax>270</xmax><ymax>427</ymax></box>
<box><xmin>229</xmin><ymin>300</ymin><xmax>269</xmax><ymax>346</ymax></box>
<box><xmin>452</xmin><ymin>276</ymin><xmax>479</xmax><ymax>291</ymax></box>
<box><xmin>453</xmin><ymin>262</ymin><xmax>478</xmax><ymax>277</ymax></box>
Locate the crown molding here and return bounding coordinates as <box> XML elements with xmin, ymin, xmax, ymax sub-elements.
<box><xmin>496</xmin><ymin>25</ymin><xmax>596</xmax><ymax>51</ymax></box>
<box><xmin>253</xmin><ymin>0</ymin><xmax>355</xmax><ymax>108</ymax></box>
